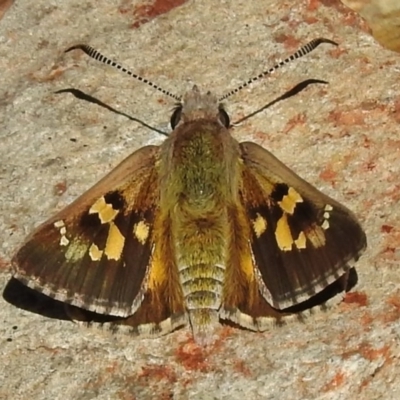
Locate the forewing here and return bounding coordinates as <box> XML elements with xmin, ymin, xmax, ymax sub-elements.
<box><xmin>239</xmin><ymin>141</ymin><xmax>366</xmax><ymax>310</ymax></box>
<box><xmin>12</xmin><ymin>145</ymin><xmax>160</xmax><ymax>318</ymax></box>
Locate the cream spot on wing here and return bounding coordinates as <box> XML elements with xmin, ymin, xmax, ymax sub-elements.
<box><xmin>54</xmin><ymin>220</ymin><xmax>69</xmax><ymax>246</ymax></box>
<box><xmin>89</xmin><ymin>243</ymin><xmax>103</xmax><ymax>261</ymax></box>
<box><xmin>321</xmin><ymin>204</ymin><xmax>332</xmax><ymax>230</ymax></box>
<box><xmin>89</xmin><ymin>196</ymin><xmax>119</xmax><ymax>224</ymax></box>
<box><xmin>252</xmin><ymin>213</ymin><xmax>267</xmax><ymax>238</ymax></box>
<box><xmin>60</xmin><ymin>236</ymin><xmax>70</xmax><ymax>246</ymax></box>
<box><xmin>278</xmin><ymin>187</ymin><xmax>303</xmax><ymax>215</ymax></box>
<box><xmin>133</xmin><ymin>220</ymin><xmax>150</xmax><ymax>244</ymax></box>
<box><xmin>275</xmin><ymin>214</ymin><xmax>293</xmax><ymax>251</ymax></box>
<box><xmin>294</xmin><ymin>231</ymin><xmax>307</xmax><ymax>249</ymax></box>
<box><xmin>104</xmin><ymin>222</ymin><xmax>125</xmax><ymax>260</ymax></box>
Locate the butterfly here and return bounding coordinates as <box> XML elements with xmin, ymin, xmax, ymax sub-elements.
<box><xmin>11</xmin><ymin>38</ymin><xmax>366</xmax><ymax>343</ymax></box>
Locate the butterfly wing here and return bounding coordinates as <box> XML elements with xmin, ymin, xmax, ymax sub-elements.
<box><xmin>243</xmin><ymin>141</ymin><xmax>366</xmax><ymax>308</ymax></box>
<box><xmin>221</xmin><ymin>141</ymin><xmax>366</xmax><ymax>329</ymax></box>
<box><xmin>12</xmin><ymin>145</ymin><xmax>165</xmax><ymax>319</ymax></box>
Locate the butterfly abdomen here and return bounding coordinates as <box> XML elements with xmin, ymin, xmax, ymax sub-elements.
<box><xmin>175</xmin><ymin>211</ymin><xmax>227</xmax><ymax>338</ymax></box>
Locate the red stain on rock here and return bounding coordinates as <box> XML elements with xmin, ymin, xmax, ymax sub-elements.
<box><xmin>378</xmin><ymin>225</ymin><xmax>400</xmax><ymax>262</ymax></box>
<box><xmin>319</xmin><ymin>165</ymin><xmax>338</xmax><ymax>185</ymax></box>
<box><xmin>341</xmin><ymin>342</ymin><xmax>392</xmax><ymax>367</ymax></box>
<box><xmin>386</xmin><ymin>294</ymin><xmax>400</xmax><ymax>310</ymax></box>
<box><xmin>139</xmin><ymin>364</ymin><xmax>177</xmax><ymax>383</ymax></box>
<box><xmin>282</xmin><ymin>113</ymin><xmax>306</xmax><ymax>135</ymax></box>
<box><xmin>384</xmin><ymin>184</ymin><xmax>400</xmax><ymax>203</ymax></box>
<box><xmin>359</xmin><ymin>343</ymin><xmax>392</xmax><ymax>363</ymax></box>
<box><xmin>343</xmin><ymin>291</ymin><xmax>368</xmax><ymax>307</ymax></box>
<box><xmin>381</xmin><ymin>224</ymin><xmax>394</xmax><ymax>233</ymax></box>
<box><xmin>53</xmin><ymin>180</ymin><xmax>67</xmax><ymax>196</ymax></box>
<box><xmin>174</xmin><ymin>340</ymin><xmax>210</xmax><ymax>372</ymax></box>
<box><xmin>318</xmin><ymin>0</ymin><xmax>345</xmax><ymax>9</ymax></box>
<box><xmin>303</xmin><ymin>14</ymin><xmax>319</xmax><ymax>25</ymax></box>
<box><xmin>306</xmin><ymin>0</ymin><xmax>322</xmax><ymax>12</ymax></box>
<box><xmin>273</xmin><ymin>33</ymin><xmax>301</xmax><ymax>50</ymax></box>
<box><xmin>360</xmin><ymin>311</ymin><xmax>374</xmax><ymax>327</ymax></box>
<box><xmin>306</xmin><ymin>0</ymin><xmax>350</xmax><ymax>12</ymax></box>
<box><xmin>322</xmin><ymin>371</ymin><xmax>346</xmax><ymax>392</ymax></box>
<box><xmin>131</xmin><ymin>0</ymin><xmax>188</xmax><ymax>28</ymax></box>
<box><xmin>383</xmin><ymin>294</ymin><xmax>400</xmax><ymax>323</ymax></box>
<box><xmin>232</xmin><ymin>359</ymin><xmax>252</xmax><ymax>377</ymax></box>
<box><xmin>305</xmin><ymin>0</ymin><xmax>369</xmax><ymax>31</ymax></box>
<box><xmin>328</xmin><ymin>108</ymin><xmax>366</xmax><ymax>126</ymax></box>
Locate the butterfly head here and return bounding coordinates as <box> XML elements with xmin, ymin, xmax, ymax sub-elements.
<box><xmin>170</xmin><ymin>85</ymin><xmax>230</xmax><ymax>129</ymax></box>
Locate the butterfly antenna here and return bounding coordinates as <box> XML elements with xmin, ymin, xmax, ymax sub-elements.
<box><xmin>218</xmin><ymin>38</ymin><xmax>337</xmax><ymax>102</ymax></box>
<box><xmin>66</xmin><ymin>44</ymin><xmax>182</xmax><ymax>102</ymax></box>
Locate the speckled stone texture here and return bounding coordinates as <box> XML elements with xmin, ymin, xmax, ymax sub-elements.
<box><xmin>1</xmin><ymin>0</ymin><xmax>399</xmax><ymax>399</ymax></box>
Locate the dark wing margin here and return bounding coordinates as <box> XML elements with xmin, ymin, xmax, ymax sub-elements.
<box><xmin>238</xmin><ymin>141</ymin><xmax>366</xmax><ymax>311</ymax></box>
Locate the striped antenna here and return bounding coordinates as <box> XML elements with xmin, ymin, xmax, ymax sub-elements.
<box><xmin>218</xmin><ymin>38</ymin><xmax>337</xmax><ymax>102</ymax></box>
<box><xmin>66</xmin><ymin>45</ymin><xmax>182</xmax><ymax>102</ymax></box>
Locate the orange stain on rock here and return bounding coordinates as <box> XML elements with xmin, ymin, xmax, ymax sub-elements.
<box><xmin>53</xmin><ymin>181</ymin><xmax>68</xmax><ymax>196</ymax></box>
<box><xmin>174</xmin><ymin>340</ymin><xmax>210</xmax><ymax>372</ymax></box>
<box><xmin>131</xmin><ymin>0</ymin><xmax>188</xmax><ymax>28</ymax></box>
<box><xmin>381</xmin><ymin>224</ymin><xmax>394</xmax><ymax>233</ymax></box>
<box><xmin>359</xmin><ymin>343</ymin><xmax>392</xmax><ymax>363</ymax></box>
<box><xmin>322</xmin><ymin>371</ymin><xmax>346</xmax><ymax>392</ymax></box>
<box><xmin>306</xmin><ymin>0</ymin><xmax>321</xmax><ymax>12</ymax></box>
<box><xmin>328</xmin><ymin>108</ymin><xmax>366</xmax><ymax>126</ymax></box>
<box><xmin>273</xmin><ymin>33</ymin><xmax>301</xmax><ymax>50</ymax></box>
<box><xmin>378</xmin><ymin>225</ymin><xmax>400</xmax><ymax>262</ymax></box>
<box><xmin>232</xmin><ymin>359</ymin><xmax>252</xmax><ymax>378</ymax></box>
<box><xmin>319</xmin><ymin>165</ymin><xmax>338</xmax><ymax>185</ymax></box>
<box><xmin>139</xmin><ymin>364</ymin><xmax>177</xmax><ymax>383</ymax></box>
<box><xmin>382</xmin><ymin>294</ymin><xmax>400</xmax><ymax>323</ymax></box>
<box><xmin>343</xmin><ymin>291</ymin><xmax>368</xmax><ymax>307</ymax></box>
<box><xmin>282</xmin><ymin>113</ymin><xmax>306</xmax><ymax>135</ymax></box>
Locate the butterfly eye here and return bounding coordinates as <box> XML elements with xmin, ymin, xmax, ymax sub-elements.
<box><xmin>170</xmin><ymin>104</ymin><xmax>183</xmax><ymax>129</ymax></box>
<box><xmin>218</xmin><ymin>105</ymin><xmax>230</xmax><ymax>128</ymax></box>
